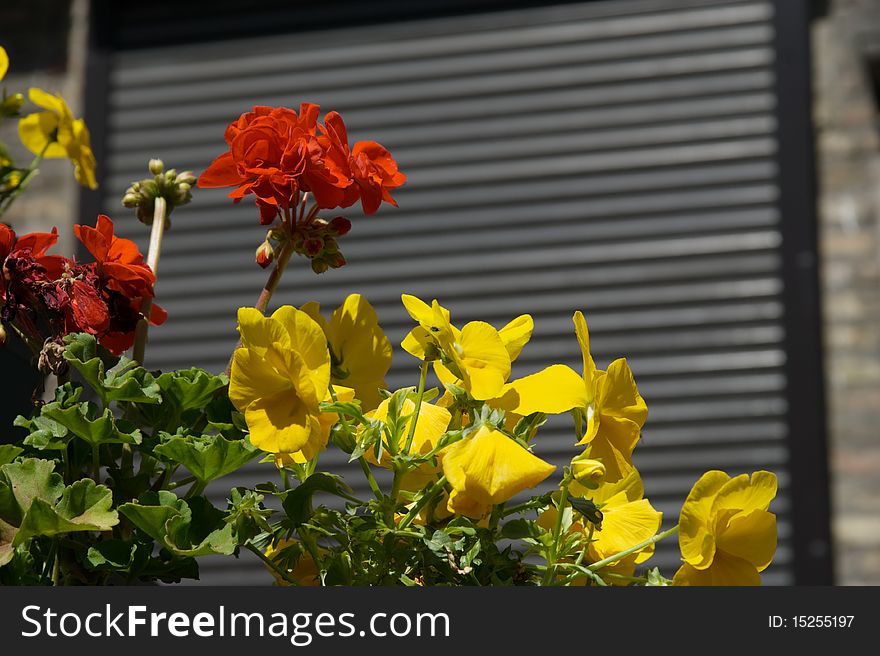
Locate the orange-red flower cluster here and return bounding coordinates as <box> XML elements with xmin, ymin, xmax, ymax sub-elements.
<box><xmin>0</xmin><ymin>215</ymin><xmax>164</xmax><ymax>356</ymax></box>
<box><xmin>197</xmin><ymin>103</ymin><xmax>406</xmax><ymax>222</ymax></box>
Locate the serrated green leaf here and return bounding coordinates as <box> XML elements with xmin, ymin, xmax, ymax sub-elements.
<box><xmin>103</xmin><ymin>358</ymin><xmax>161</xmax><ymax>404</ymax></box>
<box><xmin>153</xmin><ymin>433</ymin><xmax>259</xmax><ymax>485</ymax></box>
<box><xmin>118</xmin><ymin>490</ymin><xmax>187</xmax><ymax>543</ymax></box>
<box><xmin>0</xmin><ymin>518</ymin><xmax>16</xmax><ymax>567</ymax></box>
<box><xmin>0</xmin><ymin>445</ymin><xmax>23</xmax><ymax>467</ymax></box>
<box><xmin>156</xmin><ymin>368</ymin><xmax>227</xmax><ymax>411</ymax></box>
<box><xmin>62</xmin><ymin>333</ymin><xmax>106</xmax><ymax>394</ymax></box>
<box><xmin>15</xmin><ymin>414</ymin><xmax>69</xmax><ymax>450</ymax></box>
<box><xmin>0</xmin><ymin>458</ymin><xmax>65</xmax><ymax>521</ymax></box>
<box><xmin>14</xmin><ymin>480</ymin><xmax>119</xmax><ymax>544</ymax></box>
<box><xmin>86</xmin><ymin>540</ymin><xmax>150</xmax><ymax>572</ymax></box>
<box><xmin>41</xmin><ymin>402</ymin><xmax>142</xmax><ymax>447</ymax></box>
<box><xmin>281</xmin><ymin>473</ymin><xmax>354</xmax><ymax>528</ymax></box>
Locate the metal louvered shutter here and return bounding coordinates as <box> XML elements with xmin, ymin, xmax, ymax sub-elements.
<box><xmin>96</xmin><ymin>0</ymin><xmax>819</xmax><ymax>585</ymax></box>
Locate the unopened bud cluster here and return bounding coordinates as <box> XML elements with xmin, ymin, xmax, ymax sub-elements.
<box><xmin>290</xmin><ymin>216</ymin><xmax>351</xmax><ymax>274</ymax></box>
<box><xmin>122</xmin><ymin>159</ymin><xmax>196</xmax><ymax>227</ymax></box>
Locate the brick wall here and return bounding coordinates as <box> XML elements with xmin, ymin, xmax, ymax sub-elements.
<box><xmin>813</xmin><ymin>0</ymin><xmax>880</xmax><ymax>584</ymax></box>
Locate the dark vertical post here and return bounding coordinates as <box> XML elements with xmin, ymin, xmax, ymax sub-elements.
<box><xmin>773</xmin><ymin>0</ymin><xmax>834</xmax><ymax>584</ymax></box>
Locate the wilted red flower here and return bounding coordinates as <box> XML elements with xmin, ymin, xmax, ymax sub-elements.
<box><xmin>1</xmin><ymin>216</ymin><xmax>165</xmax><ymax>359</ymax></box>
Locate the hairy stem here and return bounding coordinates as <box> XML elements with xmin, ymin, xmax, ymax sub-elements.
<box><xmin>132</xmin><ymin>196</ymin><xmax>167</xmax><ymax>364</ymax></box>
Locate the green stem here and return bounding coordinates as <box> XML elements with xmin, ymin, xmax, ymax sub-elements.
<box><xmin>185</xmin><ymin>480</ymin><xmax>207</xmax><ymax>499</ymax></box>
<box><xmin>398</xmin><ymin>476</ymin><xmax>447</xmax><ymax>530</ymax></box>
<box><xmin>587</xmin><ymin>524</ymin><xmax>679</xmax><ymax>572</ymax></box>
<box><xmin>245</xmin><ymin>543</ymin><xmax>299</xmax><ymax>586</ymax></box>
<box><xmin>403</xmin><ymin>361</ymin><xmax>429</xmax><ymax>454</ymax></box>
<box><xmin>358</xmin><ymin>457</ymin><xmax>383</xmax><ymax>501</ymax></box>
<box><xmin>0</xmin><ymin>144</ymin><xmax>47</xmax><ymax>217</ymax></box>
<box><xmin>224</xmin><ymin>220</ymin><xmax>296</xmax><ymax>376</ymax></box>
<box><xmin>543</xmin><ymin>484</ymin><xmax>570</xmax><ymax>586</ymax></box>
<box><xmin>132</xmin><ymin>196</ymin><xmax>167</xmax><ymax>364</ymax></box>
<box><xmin>167</xmin><ymin>475</ymin><xmax>197</xmax><ymax>490</ymax></box>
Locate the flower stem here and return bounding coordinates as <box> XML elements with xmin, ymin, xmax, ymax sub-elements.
<box><xmin>587</xmin><ymin>524</ymin><xmax>679</xmax><ymax>572</ymax></box>
<box><xmin>224</xmin><ymin>235</ymin><xmax>295</xmax><ymax>376</ymax></box>
<box><xmin>132</xmin><ymin>196</ymin><xmax>167</xmax><ymax>364</ymax></box>
<box><xmin>543</xmin><ymin>484</ymin><xmax>570</xmax><ymax>586</ymax></box>
<box><xmin>0</xmin><ymin>144</ymin><xmax>48</xmax><ymax>217</ymax></box>
<box><xmin>398</xmin><ymin>475</ymin><xmax>447</xmax><ymax>530</ymax></box>
<box><xmin>403</xmin><ymin>360</ymin><xmax>429</xmax><ymax>455</ymax></box>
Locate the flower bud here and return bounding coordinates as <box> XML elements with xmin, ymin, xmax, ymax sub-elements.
<box><xmin>148</xmin><ymin>158</ymin><xmax>164</xmax><ymax>175</ymax></box>
<box><xmin>329</xmin><ymin>216</ymin><xmax>351</xmax><ymax>236</ymax></box>
<box><xmin>122</xmin><ymin>193</ymin><xmax>141</xmax><ymax>207</ymax></box>
<box><xmin>165</xmin><ymin>169</ymin><xmax>177</xmax><ymax>182</ymax></box>
<box><xmin>255</xmin><ymin>240</ymin><xmax>275</xmax><ymax>269</ymax></box>
<box><xmin>303</xmin><ymin>238</ymin><xmax>323</xmax><ymax>257</ymax></box>
<box><xmin>570</xmin><ymin>451</ymin><xmax>605</xmax><ymax>488</ymax></box>
<box><xmin>329</xmin><ymin>252</ymin><xmax>346</xmax><ymax>269</ymax></box>
<box><xmin>0</xmin><ymin>92</ymin><xmax>25</xmax><ymax>116</ymax></box>
<box><xmin>311</xmin><ymin>258</ymin><xmax>329</xmax><ymax>274</ymax></box>
<box><xmin>177</xmin><ymin>171</ymin><xmax>197</xmax><ymax>186</ymax></box>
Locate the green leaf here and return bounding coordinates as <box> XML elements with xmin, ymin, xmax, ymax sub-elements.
<box><xmin>0</xmin><ymin>518</ymin><xmax>16</xmax><ymax>567</ymax></box>
<box><xmin>41</xmin><ymin>401</ymin><xmax>142</xmax><ymax>447</ymax></box>
<box><xmin>281</xmin><ymin>473</ymin><xmax>354</xmax><ymax>528</ymax></box>
<box><xmin>163</xmin><ymin>497</ymin><xmax>236</xmax><ymax>558</ymax></box>
<box><xmin>118</xmin><ymin>492</ymin><xmax>235</xmax><ymax>558</ymax></box>
<box><xmin>62</xmin><ymin>333</ymin><xmax>107</xmax><ymax>394</ymax></box>
<box><xmin>118</xmin><ymin>490</ymin><xmax>188</xmax><ymax>543</ymax></box>
<box><xmin>0</xmin><ymin>445</ymin><xmax>23</xmax><ymax>467</ymax></box>
<box><xmin>0</xmin><ymin>458</ymin><xmax>65</xmax><ymax>522</ymax></box>
<box><xmin>500</xmin><ymin>518</ymin><xmax>543</xmax><ymax>540</ymax></box>
<box><xmin>86</xmin><ymin>540</ymin><xmax>150</xmax><ymax>572</ymax></box>
<box><xmin>156</xmin><ymin>368</ymin><xmax>228</xmax><ymax>411</ymax></box>
<box><xmin>14</xmin><ymin>479</ymin><xmax>119</xmax><ymax>544</ymax></box>
<box><xmin>15</xmin><ymin>414</ymin><xmax>69</xmax><ymax>450</ymax></box>
<box><xmin>103</xmin><ymin>358</ymin><xmax>161</xmax><ymax>404</ymax></box>
<box><xmin>153</xmin><ymin>433</ymin><xmax>259</xmax><ymax>485</ymax></box>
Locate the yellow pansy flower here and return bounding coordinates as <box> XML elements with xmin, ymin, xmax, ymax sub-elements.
<box><xmin>492</xmin><ymin>311</ymin><xmax>646</xmax><ymax>482</ymax></box>
<box><xmin>301</xmin><ymin>294</ymin><xmax>392</xmax><ymax>411</ymax></box>
<box><xmin>586</xmin><ymin>469</ymin><xmax>662</xmax><ymax>571</ymax></box>
<box><xmin>228</xmin><ymin>306</ymin><xmax>331</xmax><ymax>461</ymax></box>
<box><xmin>400</xmin><ymin>294</ymin><xmax>514</xmax><ymax>401</ymax></box>
<box><xmin>442</xmin><ymin>425</ymin><xmax>555</xmax><ymax>519</ymax></box>
<box><xmin>274</xmin><ymin>386</ymin><xmax>355</xmax><ymax>468</ymax></box>
<box><xmin>673</xmin><ymin>470</ymin><xmax>778</xmax><ymax>586</ymax></box>
<box><xmin>18</xmin><ymin>88</ymin><xmax>97</xmax><ymax>189</ymax></box>
<box><xmin>363</xmin><ymin>396</ymin><xmax>451</xmax><ymax>490</ymax></box>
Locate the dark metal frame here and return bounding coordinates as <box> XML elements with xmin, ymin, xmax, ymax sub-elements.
<box><xmin>78</xmin><ymin>0</ymin><xmax>834</xmax><ymax>584</ymax></box>
<box><xmin>772</xmin><ymin>0</ymin><xmax>834</xmax><ymax>584</ymax></box>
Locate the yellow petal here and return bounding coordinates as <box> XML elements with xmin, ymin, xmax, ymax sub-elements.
<box><xmin>716</xmin><ymin>508</ymin><xmax>777</xmax><ymax>571</ymax></box>
<box><xmin>498</xmin><ymin>315</ymin><xmax>533</xmax><ymax>362</ymax></box>
<box><xmin>0</xmin><ymin>47</ymin><xmax>7</xmax><ymax>81</ymax></box>
<box><xmin>244</xmin><ymin>392</ymin><xmax>319</xmax><ymax>455</ymax></box>
<box><xmin>401</xmin><ymin>326</ymin><xmax>432</xmax><ymax>360</ymax></box>
<box><xmin>711</xmin><ymin>470</ymin><xmax>778</xmax><ymax>516</ymax></box>
<box><xmin>271</xmin><ymin>305</ymin><xmax>330</xmax><ymax>377</ymax></box>
<box><xmin>584</xmin><ymin>424</ymin><xmax>639</xmax><ymax>484</ymax></box>
<box><xmin>401</xmin><ymin>293</ymin><xmax>434</xmax><ymax>325</ymax></box>
<box><xmin>456</xmin><ymin>321</ymin><xmax>510</xmax><ymax>400</ymax></box>
<box><xmin>442</xmin><ymin>425</ymin><xmax>555</xmax><ymax>510</ymax></box>
<box><xmin>18</xmin><ymin>112</ymin><xmax>67</xmax><ymax>158</ymax></box>
<box><xmin>366</xmin><ymin>398</ymin><xmax>451</xmax><ymax>467</ymax></box>
<box><xmin>491</xmin><ymin>364</ymin><xmax>588</xmax><ymax>416</ymax></box>
<box><xmin>236</xmin><ymin>307</ymin><xmax>291</xmax><ymax>357</ymax></box>
<box><xmin>672</xmin><ymin>552</ymin><xmax>762</xmax><ymax>586</ymax></box>
<box><xmin>446</xmin><ymin>488</ymin><xmax>491</xmax><ymax>520</ymax></box>
<box><xmin>326</xmin><ymin>294</ymin><xmax>392</xmax><ymax>411</ymax></box>
<box><xmin>599</xmin><ymin>358</ymin><xmax>647</xmax><ymax>428</ymax></box>
<box><xmin>299</xmin><ymin>301</ymin><xmax>328</xmax><ymax>332</ymax></box>
<box><xmin>28</xmin><ymin>88</ymin><xmax>70</xmax><ymax>115</ymax></box>
<box><xmin>228</xmin><ymin>348</ymin><xmax>291</xmax><ymax>412</ymax></box>
<box><xmin>572</xmin><ymin>311</ymin><xmax>597</xmax><ymax>385</ymax></box>
<box><xmin>589</xmin><ymin>497</ymin><xmax>662</xmax><ymax>562</ymax></box>
<box><xmin>587</xmin><ymin>466</ymin><xmax>644</xmax><ymax>505</ymax></box>
<box><xmin>678</xmin><ymin>470</ymin><xmax>730</xmax><ymax>569</ymax></box>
